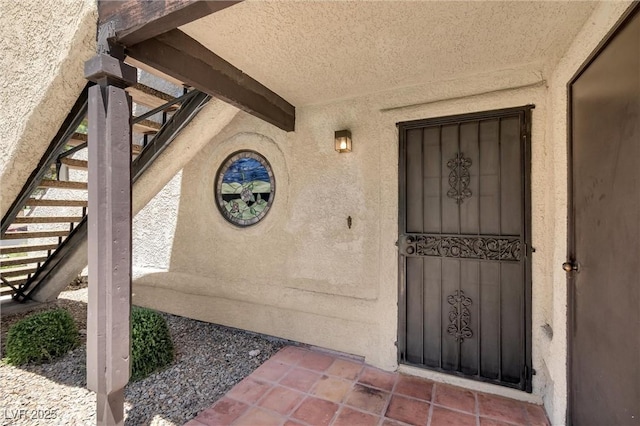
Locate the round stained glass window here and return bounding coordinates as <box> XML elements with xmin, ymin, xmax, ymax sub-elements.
<box><xmin>215</xmin><ymin>151</ymin><xmax>275</xmax><ymax>226</ymax></box>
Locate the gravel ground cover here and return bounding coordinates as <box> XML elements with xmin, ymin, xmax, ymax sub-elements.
<box><xmin>0</xmin><ymin>285</ymin><xmax>285</xmax><ymax>425</ymax></box>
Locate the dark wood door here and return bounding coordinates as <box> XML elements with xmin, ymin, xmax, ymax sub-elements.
<box><xmin>569</xmin><ymin>6</ymin><xmax>640</xmax><ymax>425</ymax></box>
<box><xmin>398</xmin><ymin>107</ymin><xmax>532</xmax><ymax>391</ymax></box>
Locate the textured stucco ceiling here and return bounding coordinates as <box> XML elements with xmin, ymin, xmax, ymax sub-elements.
<box><xmin>181</xmin><ymin>1</ymin><xmax>597</xmax><ymax>106</ymax></box>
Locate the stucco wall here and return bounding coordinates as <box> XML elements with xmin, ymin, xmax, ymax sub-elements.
<box><xmin>133</xmin><ymin>63</ymin><xmax>546</xmax><ymax>389</ymax></box>
<box><xmin>131</xmin><ymin>3</ymin><xmax>635</xmax><ymax>425</ymax></box>
<box><xmin>0</xmin><ymin>0</ymin><xmax>96</xmax><ymax>219</ymax></box>
<box><xmin>132</xmin><ymin>171</ymin><xmax>182</xmax><ymax>276</ymax></box>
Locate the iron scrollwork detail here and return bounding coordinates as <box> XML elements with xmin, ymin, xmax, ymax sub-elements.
<box><xmin>447</xmin><ymin>152</ymin><xmax>472</xmax><ymax>204</ymax></box>
<box><xmin>402</xmin><ymin>235</ymin><xmax>522</xmax><ymax>261</ymax></box>
<box><xmin>447</xmin><ymin>290</ymin><xmax>473</xmax><ymax>342</ymax></box>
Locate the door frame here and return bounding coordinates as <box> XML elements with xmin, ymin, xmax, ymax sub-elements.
<box><xmin>397</xmin><ymin>105</ymin><xmax>534</xmax><ymax>391</ymax></box>
<box><xmin>566</xmin><ymin>2</ymin><xmax>640</xmax><ymax>423</ymax></box>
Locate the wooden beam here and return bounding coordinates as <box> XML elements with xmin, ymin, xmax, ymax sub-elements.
<box><xmin>99</xmin><ymin>0</ymin><xmax>240</xmax><ymax>46</ymax></box>
<box><xmin>127</xmin><ymin>30</ymin><xmax>295</xmax><ymax>131</ymax></box>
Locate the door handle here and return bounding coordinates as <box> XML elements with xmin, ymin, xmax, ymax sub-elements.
<box><xmin>562</xmin><ymin>260</ymin><xmax>580</xmax><ymax>273</ymax></box>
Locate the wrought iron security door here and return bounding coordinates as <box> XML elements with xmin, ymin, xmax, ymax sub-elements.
<box><xmin>397</xmin><ymin>107</ymin><xmax>532</xmax><ymax>391</ymax></box>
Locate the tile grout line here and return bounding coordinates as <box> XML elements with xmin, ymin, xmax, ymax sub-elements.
<box><xmin>330</xmin><ymin>371</ymin><xmax>361</xmax><ymax>425</ymax></box>
<box><xmin>338</xmin><ymin>370</ymin><xmax>400</xmax><ymax>424</ymax></box>
<box><xmin>259</xmin><ymin>354</ymin><xmax>324</xmax><ymax>425</ymax></box>
<box><xmin>475</xmin><ymin>389</ymin><xmax>481</xmax><ymax>426</ymax></box>
<box><xmin>426</xmin><ymin>382</ymin><xmax>435</xmax><ymax>426</ymax></box>
<box><xmin>326</xmin><ymin>359</ymin><xmax>388</xmax><ymax>425</ymax></box>
<box><xmin>378</xmin><ymin>367</ymin><xmax>401</xmax><ymax>424</ymax></box>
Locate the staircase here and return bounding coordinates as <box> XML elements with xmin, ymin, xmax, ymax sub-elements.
<box><xmin>1</xmin><ymin>73</ymin><xmax>211</xmax><ymax>303</ymax></box>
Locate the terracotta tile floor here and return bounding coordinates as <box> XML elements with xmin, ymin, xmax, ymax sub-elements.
<box><xmin>185</xmin><ymin>346</ymin><xmax>550</xmax><ymax>426</ymax></box>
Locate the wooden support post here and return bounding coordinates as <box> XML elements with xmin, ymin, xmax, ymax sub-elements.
<box><xmin>85</xmin><ymin>53</ymin><xmax>137</xmax><ymax>425</ymax></box>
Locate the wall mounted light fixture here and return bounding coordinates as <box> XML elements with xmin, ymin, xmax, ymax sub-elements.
<box><xmin>334</xmin><ymin>130</ymin><xmax>352</xmax><ymax>153</ymax></box>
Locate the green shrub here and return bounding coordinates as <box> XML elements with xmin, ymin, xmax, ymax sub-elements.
<box><xmin>131</xmin><ymin>306</ymin><xmax>174</xmax><ymax>381</ymax></box>
<box><xmin>4</xmin><ymin>309</ymin><xmax>79</xmax><ymax>365</ymax></box>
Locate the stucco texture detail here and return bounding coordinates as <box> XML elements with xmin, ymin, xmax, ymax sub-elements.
<box><xmin>183</xmin><ymin>1</ymin><xmax>596</xmax><ymax>106</ymax></box>
<box><xmin>0</xmin><ymin>0</ymin><xmax>96</xmax><ymax>218</ymax></box>
<box><xmin>132</xmin><ymin>171</ymin><xmax>182</xmax><ymax>274</ymax></box>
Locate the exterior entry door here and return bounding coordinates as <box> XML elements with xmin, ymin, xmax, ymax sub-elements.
<box><xmin>568</xmin><ymin>5</ymin><xmax>639</xmax><ymax>425</ymax></box>
<box><xmin>398</xmin><ymin>107</ymin><xmax>532</xmax><ymax>391</ymax></box>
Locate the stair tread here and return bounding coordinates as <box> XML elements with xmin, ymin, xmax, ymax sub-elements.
<box><xmin>67</xmin><ymin>132</ymin><xmax>88</xmax><ymax>147</ymax></box>
<box><xmin>0</xmin><ymin>256</ymin><xmax>48</xmax><ymax>267</ymax></box>
<box><xmin>1</xmin><ymin>266</ymin><xmax>38</xmax><ymax>278</ymax></box>
<box><xmin>0</xmin><ymin>278</ymin><xmax>27</xmax><ymax>290</ymax></box>
<box><xmin>13</xmin><ymin>216</ymin><xmax>83</xmax><ymax>224</ymax></box>
<box><xmin>25</xmin><ymin>198</ymin><xmax>87</xmax><ymax>207</ymax></box>
<box><xmin>3</xmin><ymin>230</ymin><xmax>70</xmax><ymax>239</ymax></box>
<box><xmin>38</xmin><ymin>179</ymin><xmax>87</xmax><ymax>190</ymax></box>
<box><xmin>126</xmin><ymin>83</ymin><xmax>178</xmax><ymax>109</ymax></box>
<box><xmin>59</xmin><ymin>158</ymin><xmax>87</xmax><ymax>169</ymax></box>
<box><xmin>133</xmin><ymin>119</ymin><xmax>162</xmax><ymax>134</ymax></box>
<box><xmin>0</xmin><ymin>244</ymin><xmax>59</xmax><ymax>255</ymax></box>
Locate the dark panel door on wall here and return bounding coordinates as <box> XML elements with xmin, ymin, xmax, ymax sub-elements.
<box><xmin>398</xmin><ymin>107</ymin><xmax>532</xmax><ymax>391</ymax></box>
<box><xmin>568</xmin><ymin>5</ymin><xmax>639</xmax><ymax>425</ymax></box>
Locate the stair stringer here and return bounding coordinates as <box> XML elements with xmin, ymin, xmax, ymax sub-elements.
<box><xmin>28</xmin><ymin>98</ymin><xmax>240</xmax><ymax>302</ymax></box>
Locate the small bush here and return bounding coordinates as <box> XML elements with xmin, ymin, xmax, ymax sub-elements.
<box><xmin>4</xmin><ymin>309</ymin><xmax>79</xmax><ymax>365</ymax></box>
<box><xmin>131</xmin><ymin>306</ymin><xmax>174</xmax><ymax>381</ymax></box>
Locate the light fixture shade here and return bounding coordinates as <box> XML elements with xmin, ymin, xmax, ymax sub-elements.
<box><xmin>335</xmin><ymin>129</ymin><xmax>352</xmax><ymax>153</ymax></box>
